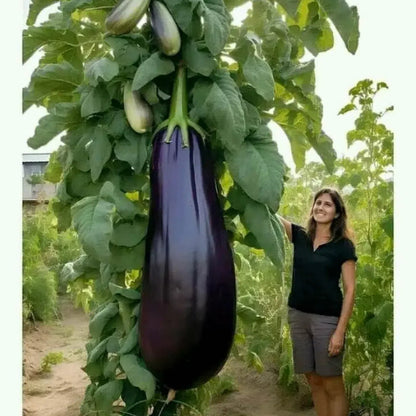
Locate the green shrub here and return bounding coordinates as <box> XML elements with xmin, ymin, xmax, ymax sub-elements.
<box><xmin>23</xmin><ymin>264</ymin><xmax>57</xmax><ymax>322</ymax></box>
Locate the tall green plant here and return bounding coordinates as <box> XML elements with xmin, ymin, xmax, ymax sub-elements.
<box><xmin>23</xmin><ymin>0</ymin><xmax>360</xmax><ymax>414</ymax></box>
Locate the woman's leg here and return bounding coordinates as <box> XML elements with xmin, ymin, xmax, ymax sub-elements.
<box><xmin>305</xmin><ymin>372</ymin><xmax>328</xmax><ymax>416</ymax></box>
<box><xmin>322</xmin><ymin>375</ymin><xmax>348</xmax><ymax>416</ymax></box>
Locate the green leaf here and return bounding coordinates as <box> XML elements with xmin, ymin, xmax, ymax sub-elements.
<box><xmin>120</xmin><ymin>354</ymin><xmax>156</xmax><ymax>400</ymax></box>
<box><xmin>105</xmin><ymin>36</ymin><xmax>145</xmax><ymax>67</ymax></box>
<box><xmin>88</xmin><ymin>127</ymin><xmax>112</xmax><ymax>182</ymax></box>
<box><xmin>111</xmin><ymin>218</ymin><xmax>148</xmax><ymax>247</ymax></box>
<box><xmin>103</xmin><ymin>356</ymin><xmax>120</xmax><ymax>379</ymax></box>
<box><xmin>71</xmin><ymin>185</ymin><xmax>116</xmax><ymax>262</ymax></box>
<box><xmin>93</xmin><ymin>380</ymin><xmax>123</xmax><ymax>415</ymax></box>
<box><xmin>182</xmin><ymin>37</ymin><xmax>217</xmax><ymax>76</ymax></box>
<box><xmin>85</xmin><ymin>58</ymin><xmax>119</xmax><ymax>87</ymax></box>
<box><xmin>338</xmin><ymin>103</ymin><xmax>356</xmax><ymax>115</ymax></box>
<box><xmin>242</xmin><ymin>100</ymin><xmax>261</xmax><ymax>134</ymax></box>
<box><xmin>108</xmin><ymin>283</ymin><xmax>141</xmax><ymax>300</ymax></box>
<box><xmin>100</xmin><ymin>181</ymin><xmax>140</xmax><ymax>220</ymax></box>
<box><xmin>242</xmin><ymin>52</ymin><xmax>274</xmax><ymax>102</ymax></box>
<box><xmin>164</xmin><ymin>0</ymin><xmax>203</xmax><ymax>39</ymax></box>
<box><xmin>109</xmin><ymin>241</ymin><xmax>146</xmax><ymax>271</ymax></box>
<box><xmin>51</xmin><ymin>199</ymin><xmax>72</xmax><ymax>232</ymax></box>
<box><xmin>237</xmin><ymin>302</ymin><xmax>266</xmax><ymax>324</ymax></box>
<box><xmin>308</xmin><ymin>131</ymin><xmax>337</xmax><ymax>173</ymax></box>
<box><xmin>191</xmin><ymin>69</ymin><xmax>245</xmax><ymax>151</ymax></box>
<box><xmin>80</xmin><ymin>84</ymin><xmax>111</xmax><ymax>118</ymax></box>
<box><xmin>132</xmin><ymin>52</ymin><xmax>175</xmax><ymax>91</ymax></box>
<box><xmin>23</xmin><ymin>25</ymin><xmax>78</xmax><ymax>63</ymax></box>
<box><xmin>241</xmin><ymin>199</ymin><xmax>284</xmax><ymax>267</ymax></box>
<box><xmin>102</xmin><ymin>110</ymin><xmax>129</xmax><ymax>138</ymax></box>
<box><xmin>26</xmin><ymin>0</ymin><xmax>59</xmax><ymax>26</ymax></box>
<box><xmin>225</xmin><ymin>125</ymin><xmax>285</xmax><ymax>212</ymax></box>
<box><xmin>29</xmin><ymin>60</ymin><xmax>83</xmax><ymax>94</ymax></box>
<box><xmin>317</xmin><ymin>0</ymin><xmax>359</xmax><ymax>54</ymax></box>
<box><xmin>380</xmin><ymin>215</ymin><xmax>393</xmax><ymax>239</ymax></box>
<box><xmin>89</xmin><ymin>303</ymin><xmax>119</xmax><ymax>339</ymax></box>
<box><xmin>27</xmin><ymin>103</ymin><xmax>81</xmax><ymax>149</ymax></box>
<box><xmin>200</xmin><ymin>0</ymin><xmax>231</xmax><ymax>55</ymax></box>
<box><xmin>87</xmin><ymin>337</ymin><xmax>109</xmax><ymax>364</ymax></box>
<box><xmin>118</xmin><ymin>324</ymin><xmax>139</xmax><ymax>354</ymax></box>
<box><xmin>114</xmin><ymin>129</ymin><xmax>149</xmax><ymax>172</ymax></box>
<box><xmin>43</xmin><ymin>150</ymin><xmax>63</xmax><ymax>183</ymax></box>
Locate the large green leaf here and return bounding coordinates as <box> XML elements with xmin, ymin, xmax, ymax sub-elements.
<box><xmin>109</xmin><ymin>283</ymin><xmax>140</xmax><ymax>300</ymax></box>
<box><xmin>182</xmin><ymin>37</ymin><xmax>217</xmax><ymax>77</ymax></box>
<box><xmin>27</xmin><ymin>103</ymin><xmax>81</xmax><ymax>149</ymax></box>
<box><xmin>111</xmin><ymin>218</ymin><xmax>148</xmax><ymax>247</ymax></box>
<box><xmin>225</xmin><ymin>125</ymin><xmax>285</xmax><ymax>212</ymax></box>
<box><xmin>242</xmin><ymin>52</ymin><xmax>274</xmax><ymax>102</ymax></box>
<box><xmin>164</xmin><ymin>0</ymin><xmax>203</xmax><ymax>39</ymax></box>
<box><xmin>26</xmin><ymin>0</ymin><xmax>59</xmax><ymax>25</ymax></box>
<box><xmin>99</xmin><ymin>181</ymin><xmax>141</xmax><ymax>221</ymax></box>
<box><xmin>114</xmin><ymin>129</ymin><xmax>148</xmax><ymax>172</ymax></box>
<box><xmin>191</xmin><ymin>69</ymin><xmax>245</xmax><ymax>151</ymax></box>
<box><xmin>80</xmin><ymin>84</ymin><xmax>111</xmax><ymax>118</ymax></box>
<box><xmin>109</xmin><ymin>241</ymin><xmax>146</xmax><ymax>271</ymax></box>
<box><xmin>71</xmin><ymin>183</ymin><xmax>116</xmax><ymax>261</ymax></box>
<box><xmin>308</xmin><ymin>131</ymin><xmax>337</xmax><ymax>173</ymax></box>
<box><xmin>23</xmin><ymin>25</ymin><xmax>78</xmax><ymax>63</ymax></box>
<box><xmin>89</xmin><ymin>302</ymin><xmax>119</xmax><ymax>339</ymax></box>
<box><xmin>200</xmin><ymin>0</ymin><xmax>231</xmax><ymax>55</ymax></box>
<box><xmin>88</xmin><ymin>126</ymin><xmax>112</xmax><ymax>182</ymax></box>
<box><xmin>132</xmin><ymin>52</ymin><xmax>175</xmax><ymax>91</ymax></box>
<box><xmin>317</xmin><ymin>0</ymin><xmax>359</xmax><ymax>54</ymax></box>
<box><xmin>120</xmin><ymin>354</ymin><xmax>156</xmax><ymax>400</ymax></box>
<box><xmin>105</xmin><ymin>36</ymin><xmax>145</xmax><ymax>67</ymax></box>
<box><xmin>87</xmin><ymin>337</ymin><xmax>109</xmax><ymax>364</ymax></box>
<box><xmin>93</xmin><ymin>380</ymin><xmax>123</xmax><ymax>415</ymax></box>
<box><xmin>118</xmin><ymin>324</ymin><xmax>139</xmax><ymax>354</ymax></box>
<box><xmin>241</xmin><ymin>199</ymin><xmax>284</xmax><ymax>267</ymax></box>
<box><xmin>85</xmin><ymin>58</ymin><xmax>119</xmax><ymax>87</ymax></box>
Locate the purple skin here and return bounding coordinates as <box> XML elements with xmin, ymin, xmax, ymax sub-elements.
<box><xmin>139</xmin><ymin>127</ymin><xmax>236</xmax><ymax>390</ymax></box>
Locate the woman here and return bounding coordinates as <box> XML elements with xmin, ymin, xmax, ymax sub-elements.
<box><xmin>279</xmin><ymin>187</ymin><xmax>357</xmax><ymax>416</ymax></box>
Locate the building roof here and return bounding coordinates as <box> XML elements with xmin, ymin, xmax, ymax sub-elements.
<box><xmin>22</xmin><ymin>153</ymin><xmax>50</xmax><ymax>163</ymax></box>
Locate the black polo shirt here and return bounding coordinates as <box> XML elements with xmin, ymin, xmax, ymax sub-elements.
<box><xmin>288</xmin><ymin>223</ymin><xmax>357</xmax><ymax>317</ymax></box>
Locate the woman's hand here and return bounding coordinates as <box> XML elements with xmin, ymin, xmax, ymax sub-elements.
<box><xmin>328</xmin><ymin>329</ymin><xmax>345</xmax><ymax>357</ymax></box>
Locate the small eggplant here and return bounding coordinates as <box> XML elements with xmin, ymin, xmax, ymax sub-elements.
<box><xmin>123</xmin><ymin>82</ymin><xmax>153</xmax><ymax>133</ymax></box>
<box><xmin>105</xmin><ymin>0</ymin><xmax>151</xmax><ymax>35</ymax></box>
<box><xmin>149</xmin><ymin>1</ymin><xmax>181</xmax><ymax>56</ymax></box>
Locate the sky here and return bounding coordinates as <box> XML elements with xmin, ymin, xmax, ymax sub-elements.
<box><xmin>3</xmin><ymin>1</ymin><xmax>416</xmax><ymax>414</ymax></box>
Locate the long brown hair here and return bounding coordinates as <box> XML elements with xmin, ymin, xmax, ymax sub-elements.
<box><xmin>306</xmin><ymin>187</ymin><xmax>353</xmax><ymax>242</ymax></box>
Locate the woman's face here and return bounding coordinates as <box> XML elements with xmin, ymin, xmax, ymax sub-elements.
<box><xmin>312</xmin><ymin>193</ymin><xmax>338</xmax><ymax>224</ymax></box>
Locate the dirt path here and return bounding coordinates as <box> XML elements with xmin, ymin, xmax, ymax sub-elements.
<box><xmin>23</xmin><ymin>296</ymin><xmax>90</xmax><ymax>416</ymax></box>
<box><xmin>23</xmin><ymin>296</ymin><xmax>315</xmax><ymax>416</ymax></box>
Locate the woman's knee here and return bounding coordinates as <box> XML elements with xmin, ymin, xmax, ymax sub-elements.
<box><xmin>305</xmin><ymin>372</ymin><xmax>324</xmax><ymax>391</ymax></box>
<box><xmin>322</xmin><ymin>375</ymin><xmax>345</xmax><ymax>399</ymax></box>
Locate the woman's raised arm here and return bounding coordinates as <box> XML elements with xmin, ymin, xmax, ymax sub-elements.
<box><xmin>278</xmin><ymin>215</ymin><xmax>293</xmax><ymax>242</ymax></box>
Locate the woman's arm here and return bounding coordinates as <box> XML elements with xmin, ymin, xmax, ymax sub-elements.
<box><xmin>278</xmin><ymin>215</ymin><xmax>293</xmax><ymax>242</ymax></box>
<box><xmin>328</xmin><ymin>259</ymin><xmax>356</xmax><ymax>356</ymax></box>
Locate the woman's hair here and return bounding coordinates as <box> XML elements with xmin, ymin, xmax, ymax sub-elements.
<box><xmin>306</xmin><ymin>187</ymin><xmax>353</xmax><ymax>242</ymax></box>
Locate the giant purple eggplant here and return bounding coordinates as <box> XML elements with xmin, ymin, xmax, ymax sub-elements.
<box><xmin>139</xmin><ymin>65</ymin><xmax>236</xmax><ymax>391</ymax></box>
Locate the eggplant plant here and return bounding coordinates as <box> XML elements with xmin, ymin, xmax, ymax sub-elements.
<box><xmin>23</xmin><ymin>0</ymin><xmax>360</xmax><ymax>414</ymax></box>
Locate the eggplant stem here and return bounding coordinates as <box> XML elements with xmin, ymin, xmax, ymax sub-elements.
<box><xmin>153</xmin><ymin>63</ymin><xmax>206</xmax><ymax>145</ymax></box>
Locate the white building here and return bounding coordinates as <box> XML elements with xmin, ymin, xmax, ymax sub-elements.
<box><xmin>22</xmin><ymin>153</ymin><xmax>57</xmax><ymax>202</ymax></box>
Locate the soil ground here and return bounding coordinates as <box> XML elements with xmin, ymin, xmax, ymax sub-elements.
<box><xmin>22</xmin><ymin>296</ymin><xmax>316</xmax><ymax>416</ymax></box>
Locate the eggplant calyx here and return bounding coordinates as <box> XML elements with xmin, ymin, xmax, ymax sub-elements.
<box><xmin>152</xmin><ymin>64</ymin><xmax>206</xmax><ymax>146</ymax></box>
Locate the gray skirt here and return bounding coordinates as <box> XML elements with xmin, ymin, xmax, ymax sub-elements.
<box><xmin>288</xmin><ymin>307</ymin><xmax>344</xmax><ymax>377</ymax></box>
